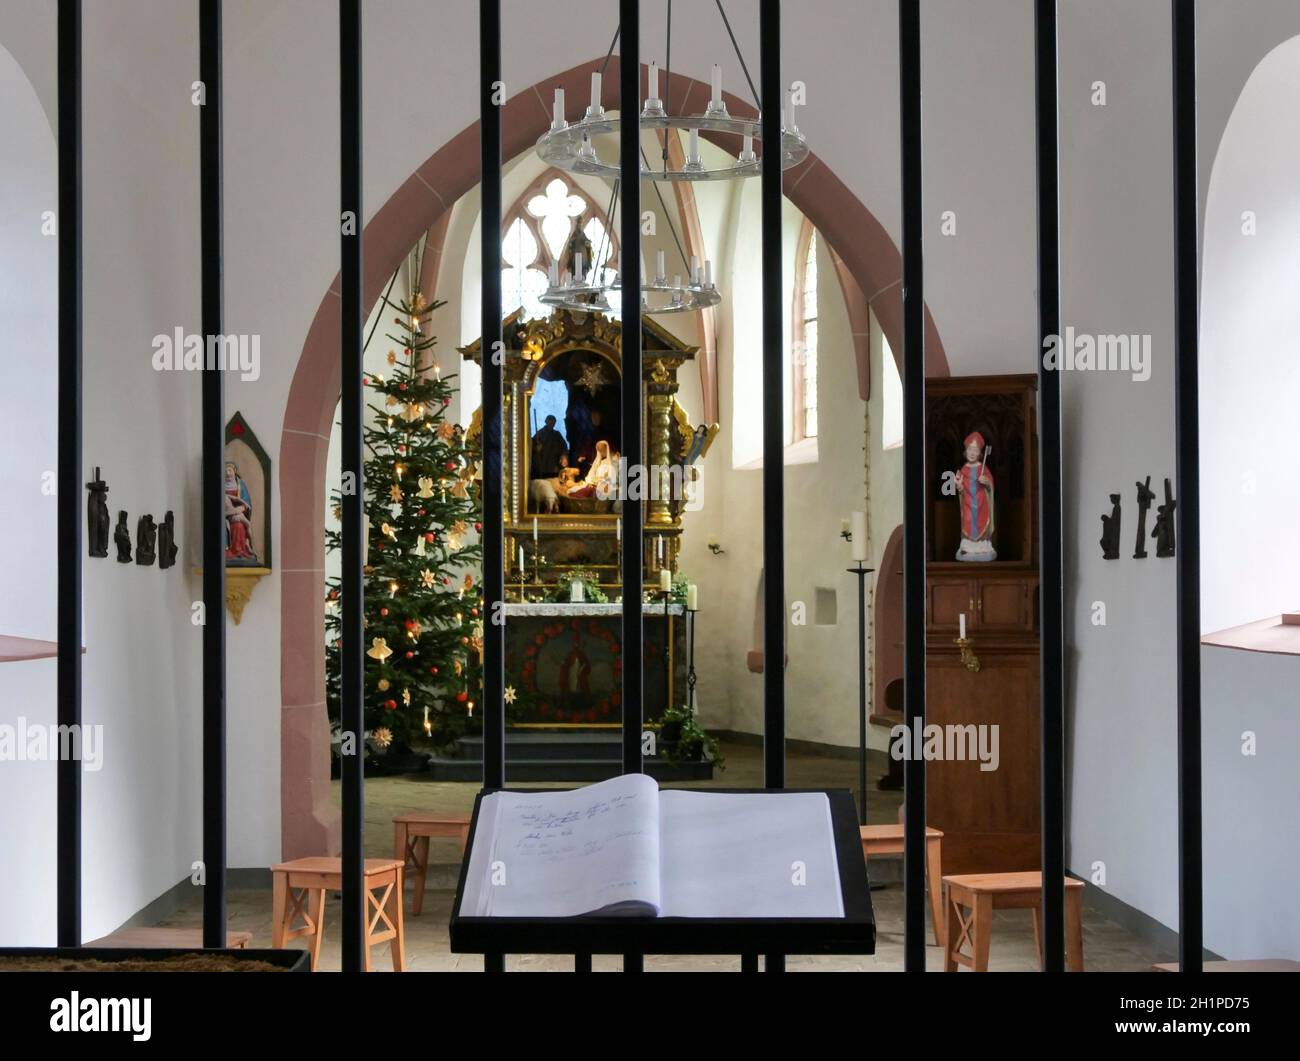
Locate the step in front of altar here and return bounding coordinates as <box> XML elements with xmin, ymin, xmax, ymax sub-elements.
<box><xmin>425</xmin><ymin>729</ymin><xmax>714</xmax><ymax>782</ymax></box>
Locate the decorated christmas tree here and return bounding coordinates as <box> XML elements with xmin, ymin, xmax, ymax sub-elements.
<box><xmin>325</xmin><ymin>292</ymin><xmax>484</xmax><ymax>763</ymax></box>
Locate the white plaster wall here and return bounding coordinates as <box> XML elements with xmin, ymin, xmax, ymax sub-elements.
<box><xmin>1199</xmin><ymin>35</ymin><xmax>1300</xmax><ymax>633</ymax></box>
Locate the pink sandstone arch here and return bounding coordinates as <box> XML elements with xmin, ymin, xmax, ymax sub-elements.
<box><xmin>278</xmin><ymin>58</ymin><xmax>951</xmax><ymax>857</ymax></box>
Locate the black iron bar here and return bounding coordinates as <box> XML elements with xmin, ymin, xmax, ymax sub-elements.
<box><xmin>199</xmin><ymin>0</ymin><xmax>228</xmax><ymax>951</ymax></box>
<box><xmin>759</xmin><ymin>0</ymin><xmax>784</xmax><ymax>977</ymax></box>
<box><xmin>480</xmin><ymin>0</ymin><xmax>506</xmax><ymax>976</ymax></box>
<box><xmin>898</xmin><ymin>0</ymin><xmax>927</xmax><ymax>974</ymax></box>
<box><xmin>338</xmin><ymin>0</ymin><xmax>365</xmax><ymax>973</ymax></box>
<box><xmin>1171</xmin><ymin>0</ymin><xmax>1203</xmax><ymax>974</ymax></box>
<box><xmin>620</xmin><ymin>0</ymin><xmax>644</xmax><ymax>976</ymax></box>
<box><xmin>56</xmin><ymin>0</ymin><xmax>83</xmax><ymax>949</ymax></box>
<box><xmin>1034</xmin><ymin>0</ymin><xmax>1065</xmax><ymax>974</ymax></box>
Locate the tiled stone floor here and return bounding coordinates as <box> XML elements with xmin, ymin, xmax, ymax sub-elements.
<box><xmin>155</xmin><ymin>742</ymin><xmax>1171</xmax><ymax>972</ymax></box>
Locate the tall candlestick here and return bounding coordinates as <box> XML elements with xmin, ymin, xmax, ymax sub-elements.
<box><xmin>711</xmin><ymin>64</ymin><xmax>722</xmax><ymax>106</ymax></box>
<box><xmin>850</xmin><ymin>511</ymin><xmax>868</xmax><ymax>563</ymax></box>
<box><xmin>648</xmin><ymin>61</ymin><xmax>659</xmax><ymax>100</ymax></box>
<box><xmin>590</xmin><ymin>71</ymin><xmax>601</xmax><ymax>110</ymax></box>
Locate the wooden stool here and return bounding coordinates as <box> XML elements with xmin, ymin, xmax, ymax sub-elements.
<box><xmin>943</xmin><ymin>871</ymin><xmax>1084</xmax><ymax>972</ymax></box>
<box><xmin>859</xmin><ymin>824</ymin><xmax>945</xmax><ymax>945</ymax></box>
<box><xmin>271</xmin><ymin>857</ymin><xmax>405</xmax><ymax>972</ymax></box>
<box><xmin>87</xmin><ymin>927</ymin><xmax>253</xmax><ymax>949</ymax></box>
<box><xmin>394</xmin><ymin>812</ymin><xmax>471</xmax><ymax>915</ymax></box>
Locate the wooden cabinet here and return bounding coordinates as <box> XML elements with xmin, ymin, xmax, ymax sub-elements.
<box><xmin>923</xmin><ymin>375</ymin><xmax>1041</xmax><ymax>875</ymax></box>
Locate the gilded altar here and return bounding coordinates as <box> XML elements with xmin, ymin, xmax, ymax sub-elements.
<box><xmin>460</xmin><ymin>309</ymin><xmax>717</xmax><ymax>594</ymax></box>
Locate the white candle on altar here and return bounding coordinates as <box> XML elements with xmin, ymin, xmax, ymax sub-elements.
<box><xmin>590</xmin><ymin>71</ymin><xmax>602</xmax><ymax>110</ymax></box>
<box><xmin>533</xmin><ymin>517</ymin><xmax>539</xmax><ymax>543</ymax></box>
<box><xmin>656</xmin><ymin>535</ymin><xmax>664</xmax><ymax>562</ymax></box>
<box><xmin>687</xmin><ymin>583</ymin><xmax>699</xmax><ymax>611</ymax></box>
<box><xmin>553</xmin><ymin>87</ymin><xmax>565</xmax><ymax>124</ymax></box>
<box><xmin>660</xmin><ymin>567</ymin><xmax>672</xmax><ymax>592</ymax></box>
<box><xmin>850</xmin><ymin>511</ymin><xmax>868</xmax><ymax>562</ymax></box>
<box><xmin>711</xmin><ymin>64</ymin><xmax>722</xmax><ymax>106</ymax></box>
<box><xmin>518</xmin><ymin>545</ymin><xmax>525</xmax><ymax>572</ymax></box>
<box><xmin>616</xmin><ymin>517</ymin><xmax>622</xmax><ymax>542</ymax></box>
<box><xmin>959</xmin><ymin>613</ymin><xmax>967</xmax><ymax>640</ymax></box>
<box><xmin>648</xmin><ymin>61</ymin><xmax>659</xmax><ymax>100</ymax></box>
<box><xmin>571</xmin><ymin>579</ymin><xmax>585</xmax><ymax>603</ymax></box>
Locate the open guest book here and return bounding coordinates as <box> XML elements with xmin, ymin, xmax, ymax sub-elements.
<box><xmin>459</xmin><ymin>774</ymin><xmax>845</xmax><ymax>919</ymax></box>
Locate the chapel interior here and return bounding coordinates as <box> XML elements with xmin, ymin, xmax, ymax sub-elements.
<box><xmin>2</xmin><ymin>0</ymin><xmax>1298</xmax><ymax>975</ymax></box>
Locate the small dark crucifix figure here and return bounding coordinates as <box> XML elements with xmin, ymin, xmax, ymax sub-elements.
<box><xmin>114</xmin><ymin>511</ymin><xmax>132</xmax><ymax>563</ymax></box>
<box><xmin>136</xmin><ymin>514</ymin><xmax>158</xmax><ymax>566</ymax></box>
<box><xmin>158</xmin><ymin>511</ymin><xmax>179</xmax><ymax>570</ymax></box>
<box><xmin>1100</xmin><ymin>493</ymin><xmax>1122</xmax><ymax>559</ymax></box>
<box><xmin>85</xmin><ymin>467</ymin><xmax>110</xmax><ymax>558</ymax></box>
<box><xmin>1153</xmin><ymin>477</ymin><xmax>1177</xmax><ymax>558</ymax></box>
<box><xmin>1133</xmin><ymin>475</ymin><xmax>1156</xmax><ymax>559</ymax></box>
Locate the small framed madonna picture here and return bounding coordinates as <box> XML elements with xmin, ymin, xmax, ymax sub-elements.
<box><xmin>223</xmin><ymin>412</ymin><xmax>272</xmax><ymax>570</ymax></box>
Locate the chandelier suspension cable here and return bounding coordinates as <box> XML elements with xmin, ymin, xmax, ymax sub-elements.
<box><xmin>714</xmin><ymin>0</ymin><xmax>761</xmax><ymax>112</ymax></box>
<box><xmin>662</xmin><ymin>0</ymin><xmax>672</xmax><ymax>174</ymax></box>
<box><xmin>600</xmin><ymin>23</ymin><xmax>621</xmax><ymax>77</ymax></box>
<box><xmin>640</xmin><ymin>144</ymin><xmax>690</xmax><ymax>273</ymax></box>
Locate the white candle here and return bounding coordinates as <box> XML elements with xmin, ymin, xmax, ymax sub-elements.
<box><xmin>518</xmin><ymin>545</ymin><xmax>525</xmax><ymax>572</ymax></box>
<box><xmin>660</xmin><ymin>567</ymin><xmax>672</xmax><ymax>592</ymax></box>
<box><xmin>434</xmin><ymin>361</ymin><xmax>441</xmax><ymax>380</ymax></box>
<box><xmin>687</xmin><ymin>583</ymin><xmax>699</xmax><ymax>611</ymax></box>
<box><xmin>742</xmin><ymin>133</ymin><xmax>754</xmax><ymax>159</ymax></box>
<box><xmin>590</xmin><ymin>71</ymin><xmax>601</xmax><ymax>109</ymax></box>
<box><xmin>575</xmin><ymin>251</ymin><xmax>584</xmax><ymax>279</ymax></box>
<box><xmin>688</xmin><ymin>127</ymin><xmax>700</xmax><ymax>163</ymax></box>
<box><xmin>656</xmin><ymin>535</ymin><xmax>664</xmax><ymax>562</ymax></box>
<box><xmin>656</xmin><ymin>249</ymin><xmax>665</xmax><ymax>281</ymax></box>
<box><xmin>533</xmin><ymin>517</ymin><xmax>539</xmax><ymax>543</ymax></box>
<box><xmin>850</xmin><ymin>511</ymin><xmax>868</xmax><ymax>563</ymax></box>
<box><xmin>571</xmin><ymin>579</ymin><xmax>585</xmax><ymax>603</ymax></box>
<box><xmin>549</xmin><ymin>260</ymin><xmax>559</xmax><ymax>285</ymax></box>
<box><xmin>704</xmin><ymin>260</ymin><xmax>713</xmax><ymax>286</ymax></box>
<box><xmin>690</xmin><ymin>255</ymin><xmax>700</xmax><ymax>284</ymax></box>
<box><xmin>959</xmin><ymin>613</ymin><xmax>967</xmax><ymax>640</ymax></box>
<box><xmin>553</xmin><ymin>87</ymin><xmax>565</xmax><ymax>123</ymax></box>
<box><xmin>711</xmin><ymin>64</ymin><xmax>722</xmax><ymax>106</ymax></box>
<box><xmin>648</xmin><ymin>61</ymin><xmax>659</xmax><ymax>99</ymax></box>
<box><xmin>616</xmin><ymin>517</ymin><xmax>622</xmax><ymax>542</ymax></box>
<box><xmin>673</xmin><ymin>273</ymin><xmax>682</xmax><ymax>289</ymax></box>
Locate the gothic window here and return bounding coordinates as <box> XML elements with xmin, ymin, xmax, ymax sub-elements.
<box><xmin>502</xmin><ymin>172</ymin><xmax>619</xmax><ymax>321</ymax></box>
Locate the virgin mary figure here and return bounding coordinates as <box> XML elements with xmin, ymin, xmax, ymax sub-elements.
<box><xmin>955</xmin><ymin>431</ymin><xmax>996</xmax><ymax>561</ymax></box>
<box><xmin>567</xmin><ymin>440</ymin><xmax>619</xmax><ymax>500</ymax></box>
<box><xmin>224</xmin><ymin>461</ymin><xmax>258</xmax><ymax>563</ymax></box>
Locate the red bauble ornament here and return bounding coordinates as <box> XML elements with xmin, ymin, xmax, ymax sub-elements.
<box><xmin>429</xmin><ymin>665</ymin><xmax>438</xmax><ymax>674</ymax></box>
<box><xmin>444</xmin><ymin>461</ymin><xmax>456</xmax><ymax>471</ymax></box>
<box><xmin>425</xmin><ymin>532</ymin><xmax>435</xmax><ymax>543</ymax></box>
<box><xmin>383</xmin><ymin>699</ymin><xmax>397</xmax><ymax>710</ymax></box>
<box><xmin>405</xmin><ymin>651</ymin><xmax>415</xmax><ymax>659</ymax></box>
<box><xmin>419</xmin><ymin>509</ymin><xmax>426</xmax><ymax>516</ymax></box>
<box><xmin>455</xmin><ymin>691</ymin><xmax>468</xmax><ymax>703</ymax></box>
<box><xmin>404</xmin><ymin>619</ymin><xmax>417</xmax><ymax>631</ymax></box>
<box><xmin>474</xmin><ymin>522</ymin><xmax>482</xmax><ymax>532</ymax></box>
<box><xmin>442</xmin><ymin>398</ymin><xmax>451</xmax><ymax>406</ymax></box>
<box><xmin>399</xmin><ymin>383</ymin><xmax>408</xmax><ymax>391</ymax></box>
<box><xmin>380</xmin><ymin>607</ymin><xmax>388</xmax><ymax>616</ymax></box>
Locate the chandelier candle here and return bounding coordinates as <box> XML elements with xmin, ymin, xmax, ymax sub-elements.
<box><xmin>589</xmin><ymin>71</ymin><xmax>601</xmax><ymax>116</ymax></box>
<box><xmin>850</xmin><ymin>511</ymin><xmax>868</xmax><ymax>563</ymax></box>
<box><xmin>552</xmin><ymin>87</ymin><xmax>565</xmax><ymax>129</ymax></box>
<box><xmin>648</xmin><ymin>61</ymin><xmax>659</xmax><ymax>101</ymax></box>
<box><xmin>656</xmin><ymin>250</ymin><xmax>666</xmax><ymax>283</ymax></box>
<box><xmin>711</xmin><ymin>64</ymin><xmax>723</xmax><ymax>107</ymax></box>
